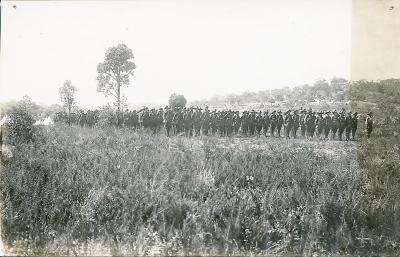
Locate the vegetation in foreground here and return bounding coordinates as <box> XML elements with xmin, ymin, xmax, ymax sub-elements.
<box><xmin>1</xmin><ymin>123</ymin><xmax>399</xmax><ymax>256</ymax></box>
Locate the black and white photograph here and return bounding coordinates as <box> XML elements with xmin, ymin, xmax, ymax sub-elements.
<box><xmin>0</xmin><ymin>0</ymin><xmax>399</xmax><ymax>255</ymax></box>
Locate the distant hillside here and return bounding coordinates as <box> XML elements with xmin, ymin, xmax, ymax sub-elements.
<box><xmin>189</xmin><ymin>78</ymin><xmax>400</xmax><ymax>122</ymax></box>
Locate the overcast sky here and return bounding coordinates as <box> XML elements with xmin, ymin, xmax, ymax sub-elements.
<box><xmin>0</xmin><ymin>0</ymin><xmax>352</xmax><ymax>107</ymax></box>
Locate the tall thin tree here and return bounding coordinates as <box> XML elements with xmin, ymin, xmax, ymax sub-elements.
<box><xmin>97</xmin><ymin>44</ymin><xmax>136</xmax><ymax>126</ymax></box>
<box><xmin>59</xmin><ymin>80</ymin><xmax>77</xmax><ymax>126</ymax></box>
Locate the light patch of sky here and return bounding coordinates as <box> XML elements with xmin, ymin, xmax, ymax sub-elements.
<box><xmin>0</xmin><ymin>0</ymin><xmax>351</xmax><ymax>108</ymax></box>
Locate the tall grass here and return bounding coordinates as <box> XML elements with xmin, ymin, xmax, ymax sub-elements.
<box><xmin>0</xmin><ymin>125</ymin><xmax>399</xmax><ymax>256</ymax></box>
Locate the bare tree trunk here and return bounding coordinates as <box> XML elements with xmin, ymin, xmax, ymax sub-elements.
<box><xmin>68</xmin><ymin>105</ymin><xmax>71</xmax><ymax>126</ymax></box>
<box><xmin>117</xmin><ymin>80</ymin><xmax>121</xmax><ymax>127</ymax></box>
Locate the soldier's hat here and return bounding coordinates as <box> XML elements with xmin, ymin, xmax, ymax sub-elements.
<box><xmin>368</xmin><ymin>111</ymin><xmax>372</xmax><ymax>116</ymax></box>
<box><xmin>272</xmin><ymin>110</ymin><xmax>276</xmax><ymax>113</ymax></box>
<box><xmin>278</xmin><ymin>110</ymin><xmax>282</xmax><ymax>113</ymax></box>
<box><xmin>354</xmin><ymin>112</ymin><xmax>358</xmax><ymax>115</ymax></box>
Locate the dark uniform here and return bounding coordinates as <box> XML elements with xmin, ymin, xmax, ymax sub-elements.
<box><xmin>270</xmin><ymin>111</ymin><xmax>277</xmax><ymax>136</ymax></box>
<box><xmin>323</xmin><ymin>111</ymin><xmax>332</xmax><ymax>139</ymax></box>
<box><xmin>276</xmin><ymin>111</ymin><xmax>283</xmax><ymax>137</ymax></box>
<box><xmin>316</xmin><ymin>112</ymin><xmax>324</xmax><ymax>138</ymax></box>
<box><xmin>351</xmin><ymin>112</ymin><xmax>358</xmax><ymax>140</ymax></box>
<box><xmin>338</xmin><ymin>111</ymin><xmax>346</xmax><ymax>140</ymax></box>
<box><xmin>263</xmin><ymin>111</ymin><xmax>270</xmax><ymax>137</ymax></box>
<box><xmin>345</xmin><ymin>112</ymin><xmax>352</xmax><ymax>141</ymax></box>
<box><xmin>256</xmin><ymin>111</ymin><xmax>263</xmax><ymax>136</ymax></box>
<box><xmin>292</xmin><ymin>110</ymin><xmax>300</xmax><ymax>138</ymax></box>
<box><xmin>331</xmin><ymin>111</ymin><xmax>339</xmax><ymax>139</ymax></box>
<box><xmin>299</xmin><ymin>110</ymin><xmax>307</xmax><ymax>138</ymax></box>
<box><xmin>202</xmin><ymin>107</ymin><xmax>211</xmax><ymax>136</ymax></box>
<box><xmin>366</xmin><ymin>112</ymin><xmax>373</xmax><ymax>138</ymax></box>
<box><xmin>305</xmin><ymin>110</ymin><xmax>316</xmax><ymax>138</ymax></box>
<box><xmin>284</xmin><ymin>110</ymin><xmax>293</xmax><ymax>139</ymax></box>
<box><xmin>164</xmin><ymin>107</ymin><xmax>174</xmax><ymax>136</ymax></box>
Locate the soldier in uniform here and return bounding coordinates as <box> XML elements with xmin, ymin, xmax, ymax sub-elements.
<box><xmin>210</xmin><ymin>110</ymin><xmax>218</xmax><ymax>135</ymax></box>
<box><xmin>331</xmin><ymin>110</ymin><xmax>339</xmax><ymax>139</ymax></box>
<box><xmin>351</xmin><ymin>112</ymin><xmax>358</xmax><ymax>140</ymax></box>
<box><xmin>315</xmin><ymin>112</ymin><xmax>324</xmax><ymax>138</ymax></box>
<box><xmin>276</xmin><ymin>110</ymin><xmax>284</xmax><ymax>137</ymax></box>
<box><xmin>323</xmin><ymin>111</ymin><xmax>332</xmax><ymax>139</ymax></box>
<box><xmin>262</xmin><ymin>111</ymin><xmax>270</xmax><ymax>137</ymax></box>
<box><xmin>172</xmin><ymin>107</ymin><xmax>183</xmax><ymax>134</ymax></box>
<box><xmin>193</xmin><ymin>108</ymin><xmax>202</xmax><ymax>136</ymax></box>
<box><xmin>202</xmin><ymin>107</ymin><xmax>211</xmax><ymax>136</ymax></box>
<box><xmin>345</xmin><ymin>111</ymin><xmax>353</xmax><ymax>141</ymax></box>
<box><xmin>365</xmin><ymin>112</ymin><xmax>373</xmax><ymax>138</ymax></box>
<box><xmin>249</xmin><ymin>110</ymin><xmax>257</xmax><ymax>136</ymax></box>
<box><xmin>164</xmin><ymin>106</ymin><xmax>174</xmax><ymax>136</ymax></box>
<box><xmin>270</xmin><ymin>111</ymin><xmax>277</xmax><ymax>137</ymax></box>
<box><xmin>241</xmin><ymin>111</ymin><xmax>249</xmax><ymax>136</ymax></box>
<box><xmin>184</xmin><ymin>108</ymin><xmax>194</xmax><ymax>137</ymax></box>
<box><xmin>284</xmin><ymin>110</ymin><xmax>293</xmax><ymax>139</ymax></box>
<box><xmin>299</xmin><ymin>109</ymin><xmax>307</xmax><ymax>138</ymax></box>
<box><xmin>78</xmin><ymin>110</ymin><xmax>86</xmax><ymax>128</ymax></box>
<box><xmin>305</xmin><ymin>109</ymin><xmax>315</xmax><ymax>139</ymax></box>
<box><xmin>150</xmin><ymin>108</ymin><xmax>158</xmax><ymax>133</ymax></box>
<box><xmin>255</xmin><ymin>111</ymin><xmax>263</xmax><ymax>136</ymax></box>
<box><xmin>233</xmin><ymin>111</ymin><xmax>241</xmax><ymax>135</ymax></box>
<box><xmin>156</xmin><ymin>108</ymin><xmax>164</xmax><ymax>133</ymax></box>
<box><xmin>292</xmin><ymin>110</ymin><xmax>300</xmax><ymax>138</ymax></box>
<box><xmin>338</xmin><ymin>110</ymin><xmax>346</xmax><ymax>140</ymax></box>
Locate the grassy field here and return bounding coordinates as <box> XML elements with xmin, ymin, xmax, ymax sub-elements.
<box><xmin>1</xmin><ymin>124</ymin><xmax>399</xmax><ymax>256</ymax></box>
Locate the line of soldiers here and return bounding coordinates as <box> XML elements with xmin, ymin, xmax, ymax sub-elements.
<box><xmin>54</xmin><ymin>110</ymin><xmax>100</xmax><ymax>127</ymax></box>
<box><xmin>124</xmin><ymin>107</ymin><xmax>373</xmax><ymax>140</ymax></box>
<box><xmin>55</xmin><ymin>107</ymin><xmax>374</xmax><ymax>140</ymax></box>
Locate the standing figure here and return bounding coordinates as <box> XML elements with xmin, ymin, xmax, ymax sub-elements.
<box><xmin>202</xmin><ymin>107</ymin><xmax>211</xmax><ymax>136</ymax></box>
<box><xmin>256</xmin><ymin>111</ymin><xmax>263</xmax><ymax>136</ymax></box>
<box><xmin>315</xmin><ymin>112</ymin><xmax>324</xmax><ymax>139</ymax></box>
<box><xmin>276</xmin><ymin>110</ymin><xmax>284</xmax><ymax>137</ymax></box>
<box><xmin>270</xmin><ymin>111</ymin><xmax>277</xmax><ymax>137</ymax></box>
<box><xmin>345</xmin><ymin>112</ymin><xmax>353</xmax><ymax>141</ymax></box>
<box><xmin>305</xmin><ymin>109</ymin><xmax>316</xmax><ymax>139</ymax></box>
<box><xmin>338</xmin><ymin>110</ymin><xmax>346</xmax><ymax>140</ymax></box>
<box><xmin>292</xmin><ymin>110</ymin><xmax>300</xmax><ymax>138</ymax></box>
<box><xmin>365</xmin><ymin>112</ymin><xmax>373</xmax><ymax>138</ymax></box>
<box><xmin>331</xmin><ymin>110</ymin><xmax>339</xmax><ymax>139</ymax></box>
<box><xmin>351</xmin><ymin>112</ymin><xmax>358</xmax><ymax>140</ymax></box>
<box><xmin>263</xmin><ymin>111</ymin><xmax>270</xmax><ymax>137</ymax></box>
<box><xmin>323</xmin><ymin>111</ymin><xmax>332</xmax><ymax>139</ymax></box>
<box><xmin>283</xmin><ymin>110</ymin><xmax>293</xmax><ymax>139</ymax></box>
<box><xmin>164</xmin><ymin>106</ymin><xmax>174</xmax><ymax>136</ymax></box>
<box><xmin>299</xmin><ymin>109</ymin><xmax>307</xmax><ymax>138</ymax></box>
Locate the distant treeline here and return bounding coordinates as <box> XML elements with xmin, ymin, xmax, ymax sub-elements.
<box><xmin>189</xmin><ymin>78</ymin><xmax>400</xmax><ymax>112</ymax></box>
<box><xmin>1</xmin><ymin>79</ymin><xmax>400</xmax><ymax>124</ymax></box>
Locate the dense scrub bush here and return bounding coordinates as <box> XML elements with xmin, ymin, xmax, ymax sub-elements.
<box><xmin>3</xmin><ymin>125</ymin><xmax>399</xmax><ymax>256</ymax></box>
<box><xmin>3</xmin><ymin>104</ymin><xmax>37</xmax><ymax>145</ymax></box>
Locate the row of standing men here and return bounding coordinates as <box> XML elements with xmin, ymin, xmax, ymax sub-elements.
<box><xmin>56</xmin><ymin>106</ymin><xmax>373</xmax><ymax>140</ymax></box>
